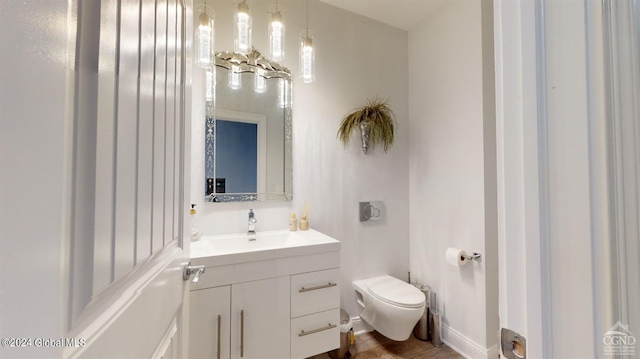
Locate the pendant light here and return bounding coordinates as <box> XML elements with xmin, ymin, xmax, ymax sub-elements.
<box><xmin>195</xmin><ymin>1</ymin><xmax>214</xmax><ymax>68</ymax></box>
<box><xmin>205</xmin><ymin>69</ymin><xmax>215</xmax><ymax>101</ymax></box>
<box><xmin>299</xmin><ymin>0</ymin><xmax>315</xmax><ymax>83</ymax></box>
<box><xmin>279</xmin><ymin>78</ymin><xmax>290</xmax><ymax>108</ymax></box>
<box><xmin>269</xmin><ymin>1</ymin><xmax>285</xmax><ymax>61</ymax></box>
<box><xmin>234</xmin><ymin>0</ymin><xmax>252</xmax><ymax>54</ymax></box>
<box><xmin>255</xmin><ymin>69</ymin><xmax>266</xmax><ymax>93</ymax></box>
<box><xmin>229</xmin><ymin>66</ymin><xmax>241</xmax><ymax>90</ymax></box>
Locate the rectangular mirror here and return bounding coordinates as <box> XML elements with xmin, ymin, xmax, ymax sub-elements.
<box><xmin>205</xmin><ymin>50</ymin><xmax>292</xmax><ymax>202</ymax></box>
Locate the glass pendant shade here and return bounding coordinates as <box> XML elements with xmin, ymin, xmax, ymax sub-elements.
<box><xmin>195</xmin><ymin>6</ymin><xmax>214</xmax><ymax>68</ymax></box>
<box><xmin>205</xmin><ymin>68</ymin><xmax>215</xmax><ymax>101</ymax></box>
<box><xmin>234</xmin><ymin>2</ymin><xmax>252</xmax><ymax>54</ymax></box>
<box><xmin>278</xmin><ymin>78</ymin><xmax>290</xmax><ymax>108</ymax></box>
<box><xmin>299</xmin><ymin>32</ymin><xmax>315</xmax><ymax>83</ymax></box>
<box><xmin>255</xmin><ymin>70</ymin><xmax>266</xmax><ymax>93</ymax></box>
<box><xmin>269</xmin><ymin>11</ymin><xmax>285</xmax><ymax>61</ymax></box>
<box><xmin>229</xmin><ymin>66</ymin><xmax>241</xmax><ymax>90</ymax></box>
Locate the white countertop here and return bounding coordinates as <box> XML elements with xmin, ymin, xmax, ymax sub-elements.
<box><xmin>190</xmin><ymin>229</ymin><xmax>341</xmax><ymax>267</ymax></box>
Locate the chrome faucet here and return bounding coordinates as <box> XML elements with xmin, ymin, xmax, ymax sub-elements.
<box><xmin>248</xmin><ymin>209</ymin><xmax>257</xmax><ymax>235</ymax></box>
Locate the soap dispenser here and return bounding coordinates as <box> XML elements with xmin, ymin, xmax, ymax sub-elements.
<box><xmin>190</xmin><ymin>204</ymin><xmax>202</xmax><ymax>241</ymax></box>
<box><xmin>289</xmin><ymin>212</ymin><xmax>298</xmax><ymax>231</ymax></box>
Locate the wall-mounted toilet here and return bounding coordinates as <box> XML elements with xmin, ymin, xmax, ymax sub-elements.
<box><xmin>353</xmin><ymin>275</ymin><xmax>426</xmax><ymax>341</ymax></box>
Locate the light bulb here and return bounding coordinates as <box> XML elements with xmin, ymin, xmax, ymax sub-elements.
<box><xmin>269</xmin><ymin>11</ymin><xmax>285</xmax><ymax>61</ymax></box>
<box><xmin>234</xmin><ymin>2</ymin><xmax>252</xmax><ymax>54</ymax></box>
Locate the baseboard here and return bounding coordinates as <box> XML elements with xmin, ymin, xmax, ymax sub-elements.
<box><xmin>442</xmin><ymin>323</ymin><xmax>500</xmax><ymax>359</ymax></box>
<box><xmin>351</xmin><ymin>316</ymin><xmax>498</xmax><ymax>359</ymax></box>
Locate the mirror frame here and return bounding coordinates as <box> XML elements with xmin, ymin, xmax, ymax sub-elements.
<box><xmin>205</xmin><ymin>49</ymin><xmax>293</xmax><ymax>203</ymax></box>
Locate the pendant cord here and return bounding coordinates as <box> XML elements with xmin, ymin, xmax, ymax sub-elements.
<box><xmin>306</xmin><ymin>0</ymin><xmax>309</xmax><ymax>37</ymax></box>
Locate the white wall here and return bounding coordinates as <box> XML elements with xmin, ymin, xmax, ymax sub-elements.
<box><xmin>0</xmin><ymin>1</ymin><xmax>69</xmax><ymax>357</ymax></box>
<box><xmin>191</xmin><ymin>0</ymin><xmax>410</xmax><ymax>319</ymax></box>
<box><xmin>408</xmin><ymin>0</ymin><xmax>498</xmax><ymax>357</ymax></box>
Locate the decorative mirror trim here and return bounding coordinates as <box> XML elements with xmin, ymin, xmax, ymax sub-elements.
<box><xmin>205</xmin><ymin>49</ymin><xmax>293</xmax><ymax>203</ymax></box>
<box><xmin>215</xmin><ymin>49</ymin><xmax>292</xmax><ymax>80</ymax></box>
<box><xmin>207</xmin><ymin>193</ymin><xmax>258</xmax><ymax>202</ymax></box>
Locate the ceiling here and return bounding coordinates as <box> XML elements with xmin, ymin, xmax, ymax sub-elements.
<box><xmin>318</xmin><ymin>0</ymin><xmax>447</xmax><ymax>31</ymax></box>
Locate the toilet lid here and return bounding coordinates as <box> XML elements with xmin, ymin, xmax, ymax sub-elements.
<box><xmin>367</xmin><ymin>276</ymin><xmax>425</xmax><ymax>308</ymax></box>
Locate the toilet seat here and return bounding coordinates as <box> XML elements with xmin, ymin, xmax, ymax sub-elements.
<box><xmin>366</xmin><ymin>276</ymin><xmax>425</xmax><ymax>309</ymax></box>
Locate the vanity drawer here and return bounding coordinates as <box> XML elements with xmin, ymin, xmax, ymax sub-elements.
<box><xmin>291</xmin><ymin>308</ymin><xmax>340</xmax><ymax>359</ymax></box>
<box><xmin>291</xmin><ymin>268</ymin><xmax>340</xmax><ymax>318</ymax></box>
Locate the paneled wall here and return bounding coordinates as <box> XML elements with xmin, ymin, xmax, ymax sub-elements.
<box><xmin>0</xmin><ymin>0</ymin><xmax>190</xmax><ymax>356</ymax></box>
<box><xmin>72</xmin><ymin>0</ymin><xmax>187</xmax><ymax>322</ymax></box>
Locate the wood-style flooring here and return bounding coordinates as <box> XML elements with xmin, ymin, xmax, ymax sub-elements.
<box><xmin>307</xmin><ymin>331</ymin><xmax>464</xmax><ymax>359</ymax></box>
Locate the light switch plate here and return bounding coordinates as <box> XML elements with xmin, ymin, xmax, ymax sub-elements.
<box><xmin>359</xmin><ymin>201</ymin><xmax>385</xmax><ymax>222</ymax></box>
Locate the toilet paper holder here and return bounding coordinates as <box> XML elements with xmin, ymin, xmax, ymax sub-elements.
<box><xmin>463</xmin><ymin>252</ymin><xmax>482</xmax><ymax>261</ymax></box>
<box><xmin>446</xmin><ymin>248</ymin><xmax>482</xmax><ymax>266</ymax></box>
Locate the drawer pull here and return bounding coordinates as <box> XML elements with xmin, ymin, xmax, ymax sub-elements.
<box><xmin>240</xmin><ymin>310</ymin><xmax>244</xmax><ymax>357</ymax></box>
<box><xmin>299</xmin><ymin>282</ymin><xmax>337</xmax><ymax>293</ymax></box>
<box><xmin>216</xmin><ymin>315</ymin><xmax>221</xmax><ymax>359</ymax></box>
<box><xmin>299</xmin><ymin>323</ymin><xmax>337</xmax><ymax>337</ymax></box>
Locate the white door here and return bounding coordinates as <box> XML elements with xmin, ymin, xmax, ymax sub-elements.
<box><xmin>494</xmin><ymin>0</ymin><xmax>594</xmax><ymax>357</ymax></box>
<box><xmin>67</xmin><ymin>0</ymin><xmax>193</xmax><ymax>357</ymax></box>
<box><xmin>494</xmin><ymin>0</ymin><xmax>639</xmax><ymax>358</ymax></box>
<box><xmin>0</xmin><ymin>0</ymin><xmax>193</xmax><ymax>357</ymax></box>
<box><xmin>50</xmin><ymin>0</ymin><xmax>191</xmax><ymax>357</ymax></box>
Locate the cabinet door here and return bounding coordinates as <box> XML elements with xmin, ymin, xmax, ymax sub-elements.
<box><xmin>190</xmin><ymin>286</ymin><xmax>232</xmax><ymax>359</ymax></box>
<box><xmin>231</xmin><ymin>277</ymin><xmax>291</xmax><ymax>359</ymax></box>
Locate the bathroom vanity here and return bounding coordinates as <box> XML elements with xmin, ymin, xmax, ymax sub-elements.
<box><xmin>189</xmin><ymin>229</ymin><xmax>341</xmax><ymax>359</ymax></box>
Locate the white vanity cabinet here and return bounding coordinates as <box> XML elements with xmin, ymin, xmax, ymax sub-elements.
<box><xmin>290</xmin><ymin>268</ymin><xmax>341</xmax><ymax>359</ymax></box>
<box><xmin>190</xmin><ymin>286</ymin><xmax>231</xmax><ymax>359</ymax></box>
<box><xmin>230</xmin><ymin>277</ymin><xmax>291</xmax><ymax>358</ymax></box>
<box><xmin>189</xmin><ymin>277</ymin><xmax>290</xmax><ymax>359</ymax></box>
<box><xmin>188</xmin><ymin>230</ymin><xmax>341</xmax><ymax>359</ymax></box>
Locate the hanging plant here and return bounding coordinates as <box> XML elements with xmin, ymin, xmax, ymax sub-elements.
<box><xmin>337</xmin><ymin>97</ymin><xmax>396</xmax><ymax>154</ymax></box>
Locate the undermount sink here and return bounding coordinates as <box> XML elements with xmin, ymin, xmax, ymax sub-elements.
<box><xmin>190</xmin><ymin>229</ymin><xmax>341</xmax><ymax>267</ymax></box>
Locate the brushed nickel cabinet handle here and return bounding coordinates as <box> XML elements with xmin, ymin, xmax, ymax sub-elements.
<box><xmin>240</xmin><ymin>310</ymin><xmax>244</xmax><ymax>358</ymax></box>
<box><xmin>299</xmin><ymin>282</ymin><xmax>337</xmax><ymax>293</ymax></box>
<box><xmin>216</xmin><ymin>314</ymin><xmax>221</xmax><ymax>359</ymax></box>
<box><xmin>298</xmin><ymin>323</ymin><xmax>337</xmax><ymax>337</ymax></box>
